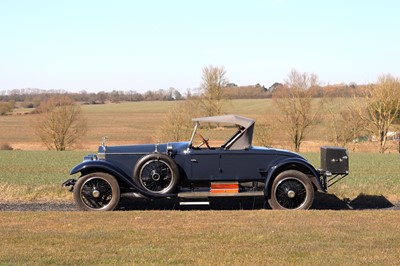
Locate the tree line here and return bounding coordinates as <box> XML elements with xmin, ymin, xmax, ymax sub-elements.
<box><xmin>2</xmin><ymin>65</ymin><xmax>399</xmax><ymax>153</ymax></box>
<box><xmin>0</xmin><ymin>80</ymin><xmax>366</xmax><ymax>108</ymax></box>
<box><xmin>158</xmin><ymin>66</ymin><xmax>400</xmax><ymax>154</ymax></box>
<box><xmin>0</xmin><ymin>87</ymin><xmax>184</xmax><ymax>107</ymax></box>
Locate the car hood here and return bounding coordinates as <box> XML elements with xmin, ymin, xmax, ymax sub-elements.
<box><xmin>98</xmin><ymin>142</ymin><xmax>190</xmax><ymax>154</ymax></box>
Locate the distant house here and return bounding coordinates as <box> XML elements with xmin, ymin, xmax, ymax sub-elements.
<box><xmin>226</xmin><ymin>83</ymin><xmax>238</xmax><ymax>88</ymax></box>
<box><xmin>386</xmin><ymin>132</ymin><xmax>400</xmax><ymax>141</ymax></box>
<box><xmin>371</xmin><ymin>132</ymin><xmax>400</xmax><ymax>142</ymax></box>
<box><xmin>267</xmin><ymin>82</ymin><xmax>283</xmax><ymax>92</ymax></box>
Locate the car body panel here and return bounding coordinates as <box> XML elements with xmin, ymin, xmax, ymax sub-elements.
<box><xmin>67</xmin><ymin>115</ymin><xmax>333</xmax><ymax>204</ymax></box>
<box><xmin>71</xmin><ymin>142</ymin><xmax>321</xmax><ymax>190</ymax></box>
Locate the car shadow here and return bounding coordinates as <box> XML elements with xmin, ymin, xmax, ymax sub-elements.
<box><xmin>117</xmin><ymin>193</ymin><xmax>396</xmax><ymax>211</ymax></box>
<box><xmin>312</xmin><ymin>192</ymin><xmax>395</xmax><ymax>210</ymax></box>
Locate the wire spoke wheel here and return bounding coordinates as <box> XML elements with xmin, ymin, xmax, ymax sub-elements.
<box><xmin>139</xmin><ymin>160</ymin><xmax>173</xmax><ymax>193</ymax></box>
<box><xmin>268</xmin><ymin>170</ymin><xmax>314</xmax><ymax>210</ymax></box>
<box><xmin>275</xmin><ymin>178</ymin><xmax>307</xmax><ymax>209</ymax></box>
<box><xmin>73</xmin><ymin>172</ymin><xmax>120</xmax><ymax>211</ymax></box>
<box><xmin>81</xmin><ymin>178</ymin><xmax>113</xmax><ymax>208</ymax></box>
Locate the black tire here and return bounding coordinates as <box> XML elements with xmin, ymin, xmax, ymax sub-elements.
<box><xmin>73</xmin><ymin>172</ymin><xmax>120</xmax><ymax>211</ymax></box>
<box><xmin>133</xmin><ymin>153</ymin><xmax>180</xmax><ymax>194</ymax></box>
<box><xmin>268</xmin><ymin>170</ymin><xmax>314</xmax><ymax>210</ymax></box>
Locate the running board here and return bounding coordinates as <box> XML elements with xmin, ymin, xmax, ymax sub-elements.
<box><xmin>177</xmin><ymin>191</ymin><xmax>264</xmax><ymax>198</ymax></box>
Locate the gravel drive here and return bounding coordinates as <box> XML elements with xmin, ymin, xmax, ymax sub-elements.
<box><xmin>1</xmin><ymin>193</ymin><xmax>399</xmax><ymax>211</ymax></box>
<box><xmin>0</xmin><ymin>202</ymin><xmax>77</xmax><ymax>211</ymax></box>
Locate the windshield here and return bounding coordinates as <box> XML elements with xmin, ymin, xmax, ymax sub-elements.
<box><xmin>189</xmin><ymin>121</ymin><xmax>251</xmax><ymax>150</ymax></box>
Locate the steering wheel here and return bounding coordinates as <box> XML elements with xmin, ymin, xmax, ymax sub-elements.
<box><xmin>197</xmin><ymin>133</ymin><xmax>211</xmax><ymax>149</ymax></box>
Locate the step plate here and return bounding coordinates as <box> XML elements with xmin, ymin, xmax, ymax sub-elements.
<box><xmin>211</xmin><ymin>182</ymin><xmax>239</xmax><ymax>194</ymax></box>
<box><xmin>179</xmin><ymin>201</ymin><xmax>210</xmax><ymax>206</ymax></box>
<box><xmin>177</xmin><ymin>191</ymin><xmax>264</xmax><ymax>198</ymax></box>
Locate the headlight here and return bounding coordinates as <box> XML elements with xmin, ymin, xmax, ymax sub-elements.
<box><xmin>83</xmin><ymin>154</ymin><xmax>98</xmax><ymax>161</ymax></box>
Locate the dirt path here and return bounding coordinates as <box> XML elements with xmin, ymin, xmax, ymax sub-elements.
<box><xmin>1</xmin><ymin>194</ymin><xmax>399</xmax><ymax>211</ymax></box>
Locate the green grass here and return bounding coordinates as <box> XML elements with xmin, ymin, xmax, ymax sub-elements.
<box><xmin>1</xmin><ymin>211</ymin><xmax>400</xmax><ymax>265</ymax></box>
<box><xmin>0</xmin><ymin>150</ymin><xmax>399</xmax><ymax>202</ymax></box>
<box><xmin>0</xmin><ymin>150</ymin><xmax>87</xmax><ymax>201</ymax></box>
<box><xmin>1</xmin><ymin>147</ymin><xmax>400</xmax><ymax>265</ymax></box>
<box><xmin>302</xmin><ymin>152</ymin><xmax>400</xmax><ymax>201</ymax></box>
<box><xmin>0</xmin><ymin>151</ymin><xmax>87</xmax><ymax>185</ymax></box>
<box><xmin>1</xmin><ymin>99</ymin><xmax>399</xmax><ymax>266</ymax></box>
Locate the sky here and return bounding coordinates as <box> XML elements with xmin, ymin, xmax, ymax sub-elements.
<box><xmin>0</xmin><ymin>0</ymin><xmax>399</xmax><ymax>93</ymax></box>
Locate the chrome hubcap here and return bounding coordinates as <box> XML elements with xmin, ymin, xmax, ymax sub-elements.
<box><xmin>92</xmin><ymin>189</ymin><xmax>100</xmax><ymax>198</ymax></box>
<box><xmin>287</xmin><ymin>190</ymin><xmax>296</xmax><ymax>198</ymax></box>
<box><xmin>151</xmin><ymin>171</ymin><xmax>161</xmax><ymax>181</ymax></box>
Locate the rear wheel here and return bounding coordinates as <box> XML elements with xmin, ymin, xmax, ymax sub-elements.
<box><xmin>73</xmin><ymin>172</ymin><xmax>120</xmax><ymax>211</ymax></box>
<box><xmin>268</xmin><ymin>170</ymin><xmax>314</xmax><ymax>210</ymax></box>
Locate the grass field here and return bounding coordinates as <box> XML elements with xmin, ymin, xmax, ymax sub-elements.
<box><xmin>1</xmin><ymin>211</ymin><xmax>400</xmax><ymax>265</ymax></box>
<box><xmin>1</xmin><ymin>100</ymin><xmax>400</xmax><ymax>265</ymax></box>
<box><xmin>302</xmin><ymin>152</ymin><xmax>400</xmax><ymax>202</ymax></box>
<box><xmin>0</xmin><ymin>150</ymin><xmax>399</xmax><ymax>265</ymax></box>
<box><xmin>0</xmin><ymin>151</ymin><xmax>87</xmax><ymax>202</ymax></box>
<box><xmin>2</xmin><ymin>98</ymin><xmax>395</xmax><ymax>152</ymax></box>
<box><xmin>0</xmin><ymin>150</ymin><xmax>399</xmax><ymax>203</ymax></box>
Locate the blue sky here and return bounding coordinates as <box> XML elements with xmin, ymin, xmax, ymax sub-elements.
<box><xmin>1</xmin><ymin>0</ymin><xmax>399</xmax><ymax>93</ymax></box>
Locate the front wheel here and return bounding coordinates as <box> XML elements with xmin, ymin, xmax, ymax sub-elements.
<box><xmin>268</xmin><ymin>170</ymin><xmax>314</xmax><ymax>210</ymax></box>
<box><xmin>73</xmin><ymin>172</ymin><xmax>120</xmax><ymax>211</ymax></box>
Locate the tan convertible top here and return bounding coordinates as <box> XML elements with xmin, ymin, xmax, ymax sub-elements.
<box><xmin>192</xmin><ymin>114</ymin><xmax>254</xmax><ymax>128</ymax></box>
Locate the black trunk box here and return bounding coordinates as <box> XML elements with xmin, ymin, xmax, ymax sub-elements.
<box><xmin>320</xmin><ymin>146</ymin><xmax>349</xmax><ymax>174</ymax></box>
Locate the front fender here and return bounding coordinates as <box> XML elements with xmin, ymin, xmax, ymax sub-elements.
<box><xmin>264</xmin><ymin>157</ymin><xmax>325</xmax><ymax>197</ymax></box>
<box><xmin>70</xmin><ymin>160</ymin><xmax>177</xmax><ymax>199</ymax></box>
<box><xmin>70</xmin><ymin>160</ymin><xmax>132</xmax><ymax>183</ymax></box>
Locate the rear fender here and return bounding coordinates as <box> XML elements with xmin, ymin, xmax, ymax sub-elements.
<box><xmin>70</xmin><ymin>160</ymin><xmax>176</xmax><ymax>199</ymax></box>
<box><xmin>264</xmin><ymin>157</ymin><xmax>325</xmax><ymax>197</ymax></box>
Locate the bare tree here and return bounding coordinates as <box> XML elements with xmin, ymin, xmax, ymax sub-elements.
<box><xmin>200</xmin><ymin>65</ymin><xmax>228</xmax><ymax>116</ymax></box>
<box><xmin>273</xmin><ymin>69</ymin><xmax>321</xmax><ymax>152</ymax></box>
<box><xmin>253</xmin><ymin>118</ymin><xmax>274</xmax><ymax>147</ymax></box>
<box><xmin>0</xmin><ymin>101</ymin><xmax>14</xmax><ymax>115</ymax></box>
<box><xmin>154</xmin><ymin>65</ymin><xmax>227</xmax><ymax>141</ymax></box>
<box><xmin>34</xmin><ymin>96</ymin><xmax>87</xmax><ymax>151</ymax></box>
<box><xmin>357</xmin><ymin>74</ymin><xmax>400</xmax><ymax>153</ymax></box>
<box><xmin>326</xmin><ymin>98</ymin><xmax>366</xmax><ymax>150</ymax></box>
<box><xmin>155</xmin><ymin>99</ymin><xmax>202</xmax><ymax>142</ymax></box>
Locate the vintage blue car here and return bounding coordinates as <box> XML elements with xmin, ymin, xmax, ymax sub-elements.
<box><xmin>63</xmin><ymin>115</ymin><xmax>349</xmax><ymax>211</ymax></box>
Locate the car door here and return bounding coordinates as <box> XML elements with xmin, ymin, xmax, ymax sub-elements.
<box><xmin>219</xmin><ymin>149</ymin><xmax>270</xmax><ymax>181</ymax></box>
<box><xmin>190</xmin><ymin>149</ymin><xmax>220</xmax><ymax>180</ymax></box>
<box><xmin>219</xmin><ymin>149</ymin><xmax>250</xmax><ymax>180</ymax></box>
